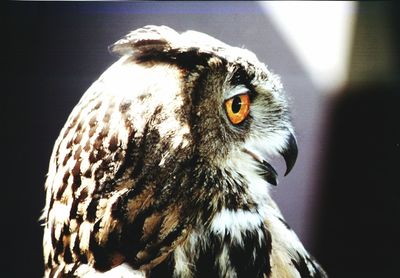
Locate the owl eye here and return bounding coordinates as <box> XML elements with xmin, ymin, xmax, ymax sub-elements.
<box><xmin>225</xmin><ymin>93</ymin><xmax>250</xmax><ymax>125</ymax></box>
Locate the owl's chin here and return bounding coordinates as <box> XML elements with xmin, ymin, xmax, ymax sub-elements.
<box><xmin>241</xmin><ymin>131</ymin><xmax>298</xmax><ymax>186</ymax></box>
<box><xmin>242</xmin><ymin>148</ymin><xmax>278</xmax><ymax>186</ymax></box>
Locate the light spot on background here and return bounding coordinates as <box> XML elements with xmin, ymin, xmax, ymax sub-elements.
<box><xmin>262</xmin><ymin>2</ymin><xmax>357</xmax><ymax>93</ymax></box>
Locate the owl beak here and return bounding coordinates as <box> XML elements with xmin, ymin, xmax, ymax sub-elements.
<box><xmin>280</xmin><ymin>132</ymin><xmax>298</xmax><ymax>176</ymax></box>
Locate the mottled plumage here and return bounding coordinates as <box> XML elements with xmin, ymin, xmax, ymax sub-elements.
<box><xmin>42</xmin><ymin>25</ymin><xmax>327</xmax><ymax>277</ymax></box>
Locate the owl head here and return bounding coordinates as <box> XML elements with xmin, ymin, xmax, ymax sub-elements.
<box><xmin>108</xmin><ymin>26</ymin><xmax>296</xmax><ymax>177</ymax></box>
<box><xmin>93</xmin><ymin>25</ymin><xmax>298</xmax><ymax>217</ymax></box>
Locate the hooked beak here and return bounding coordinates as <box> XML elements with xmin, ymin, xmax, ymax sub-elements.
<box><xmin>243</xmin><ymin>131</ymin><xmax>298</xmax><ymax>186</ymax></box>
<box><xmin>280</xmin><ymin>132</ymin><xmax>298</xmax><ymax>176</ymax></box>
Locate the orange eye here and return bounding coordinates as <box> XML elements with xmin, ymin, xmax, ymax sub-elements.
<box><xmin>225</xmin><ymin>94</ymin><xmax>250</xmax><ymax>125</ymax></box>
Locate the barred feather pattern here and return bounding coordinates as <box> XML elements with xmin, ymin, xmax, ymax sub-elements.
<box><xmin>42</xmin><ymin>25</ymin><xmax>327</xmax><ymax>278</ymax></box>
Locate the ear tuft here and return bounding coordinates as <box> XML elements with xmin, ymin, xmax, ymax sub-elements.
<box><xmin>109</xmin><ymin>25</ymin><xmax>180</xmax><ymax>56</ymax></box>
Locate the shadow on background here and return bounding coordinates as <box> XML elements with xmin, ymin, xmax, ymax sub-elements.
<box><xmin>316</xmin><ymin>2</ymin><xmax>400</xmax><ymax>277</ymax></box>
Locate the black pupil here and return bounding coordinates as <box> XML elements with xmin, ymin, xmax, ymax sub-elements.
<box><xmin>232</xmin><ymin>96</ymin><xmax>242</xmax><ymax>113</ymax></box>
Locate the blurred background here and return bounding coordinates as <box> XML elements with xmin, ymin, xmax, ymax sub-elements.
<box><xmin>3</xmin><ymin>2</ymin><xmax>399</xmax><ymax>277</ymax></box>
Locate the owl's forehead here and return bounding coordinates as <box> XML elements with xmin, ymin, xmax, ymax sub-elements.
<box><xmin>181</xmin><ymin>30</ymin><xmax>263</xmax><ymax>66</ymax></box>
<box><xmin>180</xmin><ymin>31</ymin><xmax>274</xmax><ymax>90</ymax></box>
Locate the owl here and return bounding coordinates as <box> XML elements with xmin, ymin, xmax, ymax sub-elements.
<box><xmin>41</xmin><ymin>25</ymin><xmax>327</xmax><ymax>277</ymax></box>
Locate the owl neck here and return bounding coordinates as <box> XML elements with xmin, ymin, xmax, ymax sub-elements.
<box><xmin>148</xmin><ymin>208</ymin><xmax>272</xmax><ymax>278</ymax></box>
<box><xmin>149</xmin><ymin>163</ymin><xmax>273</xmax><ymax>277</ymax></box>
<box><xmin>197</xmin><ymin>209</ymin><xmax>272</xmax><ymax>277</ymax></box>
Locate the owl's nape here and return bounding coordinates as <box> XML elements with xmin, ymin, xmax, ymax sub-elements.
<box><xmin>42</xmin><ymin>25</ymin><xmax>327</xmax><ymax>277</ymax></box>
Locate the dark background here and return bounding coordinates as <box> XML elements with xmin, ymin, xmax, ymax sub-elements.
<box><xmin>3</xmin><ymin>2</ymin><xmax>400</xmax><ymax>277</ymax></box>
<box><xmin>315</xmin><ymin>2</ymin><xmax>400</xmax><ymax>277</ymax></box>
